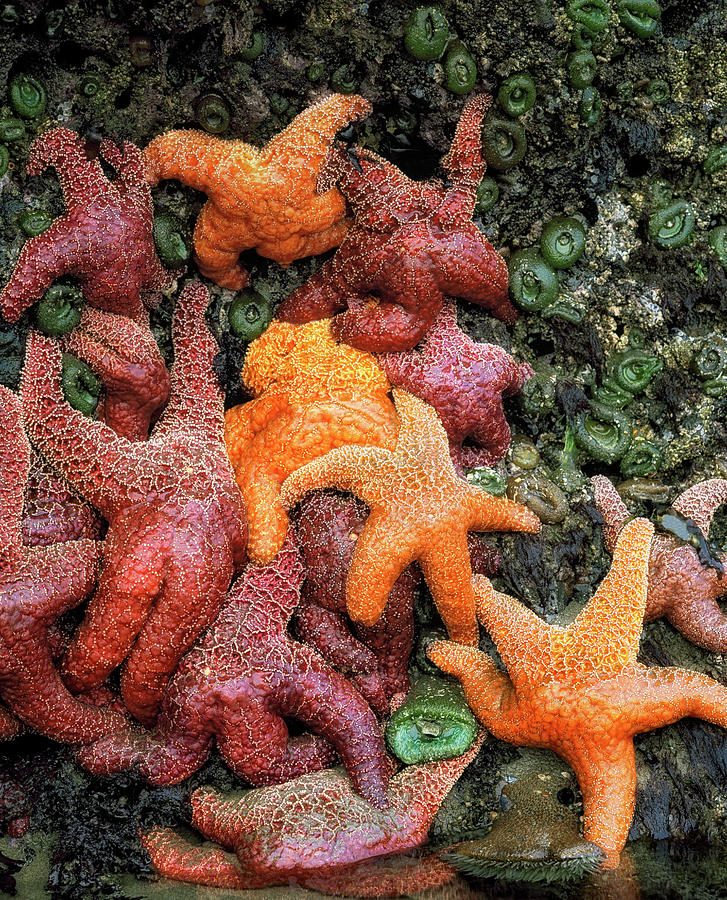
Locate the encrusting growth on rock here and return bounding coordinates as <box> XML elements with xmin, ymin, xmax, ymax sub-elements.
<box><xmin>20</xmin><ymin>282</ymin><xmax>248</xmax><ymax>727</ymax></box>
<box><xmin>143</xmin><ymin>93</ymin><xmax>372</xmax><ymax>289</ymax></box>
<box><xmin>1</xmin><ymin>128</ymin><xmax>176</xmax><ymax>323</ymax></box>
<box><xmin>429</xmin><ymin>518</ymin><xmax>727</xmax><ymax>867</ymax></box>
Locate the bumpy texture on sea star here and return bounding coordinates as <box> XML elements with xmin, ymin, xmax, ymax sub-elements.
<box><xmin>143</xmin><ymin>93</ymin><xmax>372</xmax><ymax>289</ymax></box>
<box><xmin>21</xmin><ymin>282</ymin><xmax>247</xmax><ymax>726</ymax></box>
<box><xmin>377</xmin><ymin>300</ymin><xmax>533</xmax><ymax>472</ymax></box>
<box><xmin>281</xmin><ymin>389</ymin><xmax>541</xmax><ymax>646</ymax></box>
<box><xmin>293</xmin><ymin>490</ymin><xmax>501</xmax><ymax>713</ymax></box>
<box><xmin>77</xmin><ymin>531</ymin><xmax>391</xmax><ymax>808</ymax></box>
<box><xmin>139</xmin><ymin>730</ymin><xmax>484</xmax><ymax>890</ymax></box>
<box><xmin>1</xmin><ymin>129</ymin><xmax>175</xmax><ymax>323</ymax></box>
<box><xmin>225</xmin><ymin>317</ymin><xmax>398</xmax><ymax>564</ymax></box>
<box><xmin>0</xmin><ymin>386</ymin><xmax>124</xmax><ymax>742</ymax></box>
<box><xmin>277</xmin><ymin>93</ymin><xmax>513</xmax><ymax>351</ymax></box>
<box><xmin>22</xmin><ymin>450</ymin><xmax>102</xmax><ymax>547</ymax></box>
<box><xmin>63</xmin><ymin>308</ymin><xmax>170</xmax><ymax>441</ymax></box>
<box><xmin>592</xmin><ymin>475</ymin><xmax>727</xmax><ymax>654</ymax></box>
<box><xmin>428</xmin><ymin>518</ymin><xmax>727</xmax><ymax>867</ymax></box>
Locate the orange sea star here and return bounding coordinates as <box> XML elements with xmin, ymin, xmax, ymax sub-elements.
<box><xmin>224</xmin><ymin>318</ymin><xmax>398</xmax><ymax>564</ymax></box>
<box><xmin>143</xmin><ymin>93</ymin><xmax>372</xmax><ymax>289</ymax></box>
<box><xmin>428</xmin><ymin>518</ymin><xmax>727</xmax><ymax>867</ymax></box>
<box><xmin>280</xmin><ymin>389</ymin><xmax>541</xmax><ymax>645</ymax></box>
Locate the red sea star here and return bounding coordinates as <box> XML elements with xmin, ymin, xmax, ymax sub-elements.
<box><xmin>429</xmin><ymin>518</ymin><xmax>727</xmax><ymax>867</ymax></box>
<box><xmin>143</xmin><ymin>93</ymin><xmax>372</xmax><ymax>289</ymax></box>
<box><xmin>77</xmin><ymin>531</ymin><xmax>391</xmax><ymax>808</ymax></box>
<box><xmin>276</xmin><ymin>93</ymin><xmax>513</xmax><ymax>351</ymax></box>
<box><xmin>139</xmin><ymin>731</ymin><xmax>484</xmax><ymax>890</ymax></box>
<box><xmin>592</xmin><ymin>475</ymin><xmax>727</xmax><ymax>653</ymax></box>
<box><xmin>1</xmin><ymin>129</ymin><xmax>176</xmax><ymax>323</ymax></box>
<box><xmin>281</xmin><ymin>389</ymin><xmax>540</xmax><ymax>646</ymax></box>
<box><xmin>0</xmin><ymin>385</ymin><xmax>124</xmax><ymax>742</ymax></box>
<box><xmin>293</xmin><ymin>490</ymin><xmax>502</xmax><ymax>714</ymax></box>
<box><xmin>63</xmin><ymin>308</ymin><xmax>170</xmax><ymax>441</ymax></box>
<box><xmin>377</xmin><ymin>300</ymin><xmax>533</xmax><ymax>473</ymax></box>
<box><xmin>20</xmin><ymin>282</ymin><xmax>247</xmax><ymax>727</ymax></box>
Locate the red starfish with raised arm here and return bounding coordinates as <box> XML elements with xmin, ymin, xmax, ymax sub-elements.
<box><xmin>277</xmin><ymin>94</ymin><xmax>513</xmax><ymax>351</ymax></box>
<box><xmin>20</xmin><ymin>282</ymin><xmax>247</xmax><ymax>727</ymax></box>
<box><xmin>1</xmin><ymin>128</ymin><xmax>175</xmax><ymax>323</ymax></box>
<box><xmin>77</xmin><ymin>531</ymin><xmax>391</xmax><ymax>809</ymax></box>
<box><xmin>0</xmin><ymin>386</ymin><xmax>123</xmax><ymax>743</ymax></box>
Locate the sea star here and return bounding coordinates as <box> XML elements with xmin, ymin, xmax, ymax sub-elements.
<box><xmin>142</xmin><ymin>93</ymin><xmax>372</xmax><ymax>289</ymax></box>
<box><xmin>377</xmin><ymin>300</ymin><xmax>533</xmax><ymax>472</ymax></box>
<box><xmin>224</xmin><ymin>317</ymin><xmax>398</xmax><ymax>564</ymax></box>
<box><xmin>63</xmin><ymin>307</ymin><xmax>170</xmax><ymax>441</ymax></box>
<box><xmin>293</xmin><ymin>490</ymin><xmax>501</xmax><ymax>714</ymax></box>
<box><xmin>20</xmin><ymin>281</ymin><xmax>248</xmax><ymax>726</ymax></box>
<box><xmin>281</xmin><ymin>389</ymin><xmax>541</xmax><ymax>646</ymax></box>
<box><xmin>21</xmin><ymin>450</ymin><xmax>103</xmax><ymax>547</ymax></box>
<box><xmin>591</xmin><ymin>475</ymin><xmax>727</xmax><ymax>654</ymax></box>
<box><xmin>428</xmin><ymin>517</ymin><xmax>727</xmax><ymax>867</ymax></box>
<box><xmin>276</xmin><ymin>93</ymin><xmax>514</xmax><ymax>352</ymax></box>
<box><xmin>77</xmin><ymin>531</ymin><xmax>391</xmax><ymax>808</ymax></box>
<box><xmin>0</xmin><ymin>385</ymin><xmax>124</xmax><ymax>743</ymax></box>
<box><xmin>1</xmin><ymin>128</ymin><xmax>175</xmax><ymax>323</ymax></box>
<box><xmin>139</xmin><ymin>730</ymin><xmax>484</xmax><ymax>890</ymax></box>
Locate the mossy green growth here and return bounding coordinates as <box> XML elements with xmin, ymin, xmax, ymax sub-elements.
<box><xmin>466</xmin><ymin>465</ymin><xmax>507</xmax><ymax>495</ymax></box>
<box><xmin>620</xmin><ymin>438</ymin><xmax>662</xmax><ymax>476</ymax></box>
<box><xmin>566</xmin><ymin>0</ymin><xmax>610</xmax><ymax>34</ymax></box>
<box><xmin>403</xmin><ymin>6</ymin><xmax>449</xmax><ymax>61</ymax></box>
<box><xmin>9</xmin><ymin>73</ymin><xmax>46</xmax><ymax>118</ymax></box>
<box><xmin>540</xmin><ymin>217</ymin><xmax>586</xmax><ymax>269</ymax></box>
<box><xmin>704</xmin><ymin>145</ymin><xmax>727</xmax><ymax>175</ymax></box>
<box><xmin>708</xmin><ymin>226</ymin><xmax>727</xmax><ymax>266</ymax></box>
<box><xmin>497</xmin><ymin>73</ymin><xmax>536</xmax><ymax>117</ymax></box>
<box><xmin>648</xmin><ymin>200</ymin><xmax>694</xmax><ymax>248</ymax></box>
<box><xmin>617</xmin><ymin>0</ymin><xmax>661</xmax><ymax>37</ymax></box>
<box><xmin>61</xmin><ymin>354</ymin><xmax>102</xmax><ymax>417</ymax></box>
<box><xmin>19</xmin><ymin>208</ymin><xmax>52</xmax><ymax>236</ymax></box>
<box><xmin>508</xmin><ymin>249</ymin><xmax>558</xmax><ymax>311</ymax></box>
<box><xmin>475</xmin><ymin>175</ymin><xmax>499</xmax><ymax>213</ymax></box>
<box><xmin>573</xmin><ymin>400</ymin><xmax>633</xmax><ymax>463</ymax></box>
<box><xmin>34</xmin><ymin>284</ymin><xmax>83</xmax><ymax>337</ymax></box>
<box><xmin>482</xmin><ymin>118</ymin><xmax>527</xmax><ymax>171</ymax></box>
<box><xmin>567</xmin><ymin>50</ymin><xmax>597</xmax><ymax>89</ymax></box>
<box><xmin>444</xmin><ymin>42</ymin><xmax>477</xmax><ymax>95</ymax></box>
<box><xmin>240</xmin><ymin>30</ymin><xmax>265</xmax><ymax>61</ymax></box>
<box><xmin>0</xmin><ymin>117</ymin><xmax>25</xmax><ymax>142</ymax></box>
<box><xmin>647</xmin><ymin>78</ymin><xmax>670</xmax><ymax>103</ymax></box>
<box><xmin>0</xmin><ymin>144</ymin><xmax>8</xmax><ymax>177</ymax></box>
<box><xmin>385</xmin><ymin>676</ymin><xmax>477</xmax><ymax>765</ymax></box>
<box><xmin>228</xmin><ymin>290</ymin><xmax>273</xmax><ymax>342</ymax></box>
<box><xmin>580</xmin><ymin>86</ymin><xmax>601</xmax><ymax>125</ymax></box>
<box><xmin>153</xmin><ymin>211</ymin><xmax>190</xmax><ymax>269</ymax></box>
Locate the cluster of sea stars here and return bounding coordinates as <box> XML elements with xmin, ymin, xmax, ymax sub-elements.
<box><xmin>1</xmin><ymin>86</ymin><xmax>726</xmax><ymax>896</ymax></box>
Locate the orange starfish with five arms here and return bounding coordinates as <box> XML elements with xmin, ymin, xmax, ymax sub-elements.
<box><xmin>428</xmin><ymin>518</ymin><xmax>727</xmax><ymax>867</ymax></box>
<box><xmin>224</xmin><ymin>318</ymin><xmax>398</xmax><ymax>564</ymax></box>
<box><xmin>143</xmin><ymin>93</ymin><xmax>372</xmax><ymax>289</ymax></box>
<box><xmin>280</xmin><ymin>389</ymin><xmax>541</xmax><ymax>645</ymax></box>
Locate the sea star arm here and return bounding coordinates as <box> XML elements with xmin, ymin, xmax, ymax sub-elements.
<box><xmin>440</xmin><ymin>93</ymin><xmax>490</xmax><ymax>196</ymax></box>
<box><xmin>142</xmin><ymin>130</ymin><xmax>243</xmax><ymax>193</ymax></box>
<box><xmin>671</xmin><ymin>478</ymin><xmax>727</xmax><ymax>535</ymax></box>
<box><xmin>665</xmin><ymin>599</ymin><xmax>727</xmax><ymax>652</ymax></box>
<box><xmin>191</xmin><ymin>203</ymin><xmax>254</xmax><ymax>290</ymax></box>
<box><xmin>276</xmin><ymin>259</ymin><xmax>349</xmax><ymax>323</ymax></box>
<box><xmin>590</xmin><ymin>476</ymin><xmax>631</xmax><ymax>554</ymax></box>
<box><xmin>20</xmin><ymin>331</ymin><xmax>129</xmax><ymax>512</ymax></box>
<box><xmin>425</xmin><ymin>641</ymin><xmax>517</xmax><ymax>728</ymax></box>
<box><xmin>63</xmin><ymin>308</ymin><xmax>170</xmax><ymax>441</ymax></box>
<box><xmin>280</xmin><ymin>444</ymin><xmax>390</xmax><ymax>507</ymax></box>
<box><xmin>1</xmin><ymin>219</ymin><xmax>90</xmax><ymax>322</ymax></box>
<box><xmin>26</xmin><ymin>128</ymin><xmax>109</xmax><ymax>211</ymax></box>
<box><xmin>99</xmin><ymin>139</ymin><xmax>148</xmax><ymax>199</ymax></box>
<box><xmin>567</xmin><ymin>518</ymin><xmax>654</xmax><ymax>676</ymax></box>
<box><xmin>21</xmin><ymin>539</ymin><xmax>101</xmax><ymax>622</ymax></box>
<box><xmin>419</xmin><ymin>531</ymin><xmax>480</xmax><ymax>645</ymax></box>
<box><xmin>140</xmin><ymin>827</ymin><xmax>246</xmax><ymax>889</ymax></box>
<box><xmin>0</xmin><ymin>387</ymin><xmax>28</xmax><ymax>570</ymax></box>
<box><xmin>152</xmin><ymin>282</ymin><xmax>224</xmax><ymax>441</ymax></box>
<box><xmin>467</xmin><ymin>485</ymin><xmax>542</xmax><ymax>534</ymax></box>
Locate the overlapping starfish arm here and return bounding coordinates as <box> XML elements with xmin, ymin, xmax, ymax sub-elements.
<box><xmin>441</xmin><ymin>94</ymin><xmax>492</xmax><ymax>197</ymax></box>
<box><xmin>671</xmin><ymin>478</ymin><xmax>727</xmax><ymax>535</ymax></box>
<box><xmin>0</xmin><ymin>388</ymin><xmax>27</xmax><ymax>570</ymax></box>
<box><xmin>140</xmin><ymin>731</ymin><xmax>483</xmax><ymax>890</ymax></box>
<box><xmin>64</xmin><ymin>307</ymin><xmax>170</xmax><ymax>441</ymax></box>
<box><xmin>2</xmin><ymin>128</ymin><xmax>174</xmax><ymax>323</ymax></box>
<box><xmin>591</xmin><ymin>476</ymin><xmax>630</xmax><ymax>553</ymax></box>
